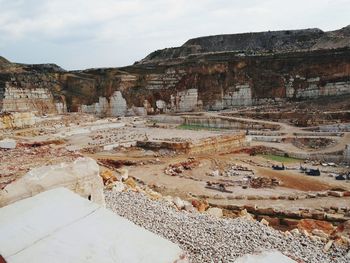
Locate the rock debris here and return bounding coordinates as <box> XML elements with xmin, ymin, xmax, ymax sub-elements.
<box><xmin>105</xmin><ymin>190</ymin><xmax>349</xmax><ymax>263</ymax></box>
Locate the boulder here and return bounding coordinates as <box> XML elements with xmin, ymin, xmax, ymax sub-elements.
<box><xmin>312</xmin><ymin>229</ymin><xmax>329</xmax><ymax>239</ymax></box>
<box><xmin>307</xmin><ymin>193</ymin><xmax>317</xmax><ymax>198</ymax></box>
<box><xmin>116</xmin><ymin>167</ymin><xmax>129</xmax><ymax>181</ymax></box>
<box><xmin>211</xmin><ymin>170</ymin><xmax>220</xmax><ymax>177</ymax></box>
<box><xmin>184</xmin><ymin>204</ymin><xmax>197</xmax><ymax>213</ymax></box>
<box><xmin>301</xmin><ymin>229</ymin><xmax>310</xmax><ymax>237</ymax></box>
<box><xmin>205</xmin><ymin>207</ymin><xmax>223</xmax><ymax>218</ymax></box>
<box><xmin>317</xmin><ymin>192</ymin><xmax>328</xmax><ymax>197</ymax></box>
<box><xmin>239</xmin><ymin>209</ymin><xmax>255</xmax><ymax>221</ymax></box>
<box><xmin>173</xmin><ymin>197</ymin><xmax>185</xmax><ymax>210</ymax></box>
<box><xmin>100</xmin><ymin>169</ymin><xmax>118</xmax><ymax>187</ymax></box>
<box><xmin>124</xmin><ymin>177</ymin><xmax>136</xmax><ymax>188</ymax></box>
<box><xmin>0</xmin><ymin>157</ymin><xmax>105</xmax><ymax>207</ymax></box>
<box><xmin>260</xmin><ymin>218</ymin><xmax>269</xmax><ymax>226</ymax></box>
<box><xmin>328</xmin><ymin>191</ymin><xmax>343</xmax><ymax>197</ymax></box>
<box><xmin>258</xmin><ymin>216</ymin><xmax>280</xmax><ymax>226</ymax></box>
<box><xmin>323</xmin><ymin>240</ymin><xmax>333</xmax><ymax>252</ymax></box>
<box><xmin>145</xmin><ymin>189</ymin><xmax>162</xmax><ymax>200</ymax></box>
<box><xmin>284</xmin><ymin>231</ymin><xmax>292</xmax><ymax>237</ymax></box>
<box><xmin>112</xmin><ymin>182</ymin><xmax>126</xmax><ymax>193</ymax></box>
<box><xmin>163</xmin><ymin>195</ymin><xmax>174</xmax><ymax>204</ymax></box>
<box><xmin>191</xmin><ymin>199</ymin><xmax>209</xmax><ymax>212</ymax></box>
<box><xmin>310</xmin><ymin>235</ymin><xmax>321</xmax><ymax>242</ymax></box>
<box><xmin>290</xmin><ymin>229</ymin><xmax>300</xmax><ymax>236</ymax></box>
<box><xmin>0</xmin><ymin>138</ymin><xmax>16</xmax><ymax>149</ymax></box>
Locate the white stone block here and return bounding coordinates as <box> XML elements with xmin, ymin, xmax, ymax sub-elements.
<box><xmin>0</xmin><ymin>157</ymin><xmax>105</xmax><ymax>207</ymax></box>
<box><xmin>0</xmin><ymin>138</ymin><xmax>16</xmax><ymax>149</ymax></box>
<box><xmin>0</xmin><ymin>188</ymin><xmax>187</xmax><ymax>263</ymax></box>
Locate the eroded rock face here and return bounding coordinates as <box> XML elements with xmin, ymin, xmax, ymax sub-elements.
<box><xmin>0</xmin><ymin>27</ymin><xmax>349</xmax><ymax>117</ymax></box>
<box><xmin>0</xmin><ymin>112</ymin><xmax>37</xmax><ymax>129</ymax></box>
<box><xmin>0</xmin><ymin>64</ymin><xmax>67</xmax><ymax>115</ymax></box>
<box><xmin>0</xmin><ymin>157</ymin><xmax>105</xmax><ymax>207</ymax></box>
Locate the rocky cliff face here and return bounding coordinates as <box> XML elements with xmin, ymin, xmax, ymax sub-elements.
<box><xmin>0</xmin><ymin>62</ymin><xmax>67</xmax><ymax>115</ymax></box>
<box><xmin>0</xmin><ymin>26</ymin><xmax>349</xmax><ymax>117</ymax></box>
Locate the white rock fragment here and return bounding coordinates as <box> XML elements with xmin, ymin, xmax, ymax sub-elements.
<box><xmin>173</xmin><ymin>196</ymin><xmax>185</xmax><ymax>210</ymax></box>
<box><xmin>211</xmin><ymin>170</ymin><xmax>220</xmax><ymax>177</ymax></box>
<box><xmin>205</xmin><ymin>207</ymin><xmax>223</xmax><ymax>218</ymax></box>
<box><xmin>312</xmin><ymin>229</ymin><xmax>328</xmax><ymax>239</ymax></box>
<box><xmin>323</xmin><ymin>240</ymin><xmax>333</xmax><ymax>252</ymax></box>
<box><xmin>116</xmin><ymin>167</ymin><xmax>129</xmax><ymax>181</ymax></box>
<box><xmin>260</xmin><ymin>218</ymin><xmax>269</xmax><ymax>226</ymax></box>
<box><xmin>112</xmin><ymin>182</ymin><xmax>126</xmax><ymax>193</ymax></box>
<box><xmin>0</xmin><ymin>138</ymin><xmax>16</xmax><ymax>149</ymax></box>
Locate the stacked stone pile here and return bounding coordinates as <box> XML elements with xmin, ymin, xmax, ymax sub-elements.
<box><xmin>250</xmin><ymin>177</ymin><xmax>280</xmax><ymax>188</ymax></box>
<box><xmin>164</xmin><ymin>158</ymin><xmax>200</xmax><ymax>176</ymax></box>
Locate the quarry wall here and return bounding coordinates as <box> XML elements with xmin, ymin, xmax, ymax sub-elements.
<box><xmin>0</xmin><ymin>48</ymin><xmax>349</xmax><ymax>117</ymax></box>
<box><xmin>0</xmin><ymin>72</ymin><xmax>66</xmax><ymax>115</ymax></box>
<box><xmin>74</xmin><ymin>48</ymin><xmax>350</xmax><ymax>116</ymax></box>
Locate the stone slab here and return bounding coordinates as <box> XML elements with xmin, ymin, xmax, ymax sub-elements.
<box><xmin>0</xmin><ymin>188</ymin><xmax>186</xmax><ymax>263</ymax></box>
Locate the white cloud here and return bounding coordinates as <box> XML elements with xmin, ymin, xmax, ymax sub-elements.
<box><xmin>0</xmin><ymin>0</ymin><xmax>349</xmax><ymax>69</ymax></box>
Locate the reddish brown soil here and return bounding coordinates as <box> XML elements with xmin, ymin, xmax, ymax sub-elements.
<box><xmin>255</xmin><ymin>167</ymin><xmax>333</xmax><ymax>191</ymax></box>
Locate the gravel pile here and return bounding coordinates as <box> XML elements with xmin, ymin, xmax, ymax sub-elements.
<box><xmin>105</xmin><ymin>190</ymin><xmax>349</xmax><ymax>263</ymax></box>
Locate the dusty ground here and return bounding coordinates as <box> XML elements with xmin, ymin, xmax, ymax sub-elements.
<box><xmin>1</xmin><ymin>110</ymin><xmax>349</xmax><ymax>228</ymax></box>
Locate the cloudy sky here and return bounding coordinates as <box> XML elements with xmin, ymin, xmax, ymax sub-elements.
<box><xmin>0</xmin><ymin>0</ymin><xmax>349</xmax><ymax>70</ymax></box>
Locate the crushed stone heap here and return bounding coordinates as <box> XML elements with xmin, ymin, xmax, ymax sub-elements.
<box><xmin>105</xmin><ymin>190</ymin><xmax>349</xmax><ymax>263</ymax></box>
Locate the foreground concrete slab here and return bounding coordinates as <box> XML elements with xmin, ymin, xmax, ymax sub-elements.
<box><xmin>0</xmin><ymin>188</ymin><xmax>187</xmax><ymax>263</ymax></box>
<box><xmin>234</xmin><ymin>250</ymin><xmax>296</xmax><ymax>263</ymax></box>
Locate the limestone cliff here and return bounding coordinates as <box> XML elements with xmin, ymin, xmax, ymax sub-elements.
<box><xmin>0</xmin><ymin>61</ymin><xmax>67</xmax><ymax>115</ymax></box>
<box><xmin>0</xmin><ymin>26</ymin><xmax>349</xmax><ymax>118</ymax></box>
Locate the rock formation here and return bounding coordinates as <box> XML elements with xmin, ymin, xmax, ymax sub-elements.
<box><xmin>0</xmin><ymin>26</ymin><xmax>349</xmax><ymax>117</ymax></box>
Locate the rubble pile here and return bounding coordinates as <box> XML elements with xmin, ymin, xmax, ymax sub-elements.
<box><xmin>222</xmin><ymin>164</ymin><xmax>254</xmax><ymax>177</ymax></box>
<box><xmin>105</xmin><ymin>190</ymin><xmax>349</xmax><ymax>263</ymax></box>
<box><xmin>164</xmin><ymin>158</ymin><xmax>200</xmax><ymax>176</ymax></box>
<box><xmin>295</xmin><ymin>219</ymin><xmax>350</xmax><ymax>247</ymax></box>
<box><xmin>250</xmin><ymin>177</ymin><xmax>280</xmax><ymax>188</ymax></box>
<box><xmin>291</xmin><ymin>137</ymin><xmax>336</xmax><ymax>150</ymax></box>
